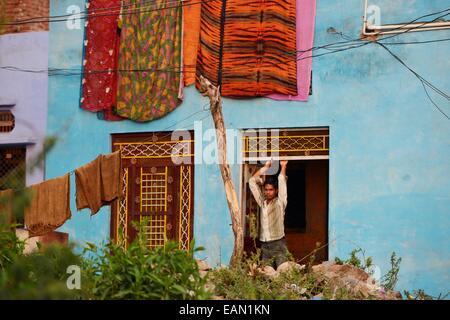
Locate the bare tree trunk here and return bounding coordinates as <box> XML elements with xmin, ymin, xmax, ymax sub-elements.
<box><xmin>198</xmin><ymin>76</ymin><xmax>243</xmax><ymax>266</ymax></box>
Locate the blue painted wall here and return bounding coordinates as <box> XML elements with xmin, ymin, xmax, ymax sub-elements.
<box><xmin>47</xmin><ymin>0</ymin><xmax>450</xmax><ymax>295</ymax></box>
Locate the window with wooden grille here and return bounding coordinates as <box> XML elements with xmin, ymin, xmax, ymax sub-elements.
<box><xmin>0</xmin><ymin>111</ymin><xmax>15</xmax><ymax>133</ymax></box>
<box><xmin>0</xmin><ymin>147</ymin><xmax>26</xmax><ymax>191</ymax></box>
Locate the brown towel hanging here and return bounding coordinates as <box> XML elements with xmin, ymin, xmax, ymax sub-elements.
<box><xmin>24</xmin><ymin>174</ymin><xmax>72</xmax><ymax>237</ymax></box>
<box><xmin>75</xmin><ymin>155</ymin><xmax>102</xmax><ymax>214</ymax></box>
<box><xmin>100</xmin><ymin>150</ymin><xmax>121</xmax><ymax>203</ymax></box>
<box><xmin>75</xmin><ymin>151</ymin><xmax>121</xmax><ymax>215</ymax></box>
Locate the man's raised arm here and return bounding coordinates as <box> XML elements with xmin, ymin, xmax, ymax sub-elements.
<box><xmin>278</xmin><ymin>160</ymin><xmax>288</xmax><ymax>210</ymax></box>
<box><xmin>248</xmin><ymin>160</ymin><xmax>272</xmax><ymax>207</ymax></box>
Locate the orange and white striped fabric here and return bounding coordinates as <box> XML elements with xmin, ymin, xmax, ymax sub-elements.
<box><xmin>196</xmin><ymin>0</ymin><xmax>298</xmax><ymax>97</ymax></box>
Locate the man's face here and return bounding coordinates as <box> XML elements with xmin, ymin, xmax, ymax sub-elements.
<box><xmin>264</xmin><ymin>184</ymin><xmax>278</xmax><ymax>202</ymax></box>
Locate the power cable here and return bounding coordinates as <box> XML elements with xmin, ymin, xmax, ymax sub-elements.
<box><xmin>0</xmin><ymin>0</ymin><xmax>214</xmax><ymax>26</ymax></box>
<box><xmin>375</xmin><ymin>42</ymin><xmax>450</xmax><ymax>120</ymax></box>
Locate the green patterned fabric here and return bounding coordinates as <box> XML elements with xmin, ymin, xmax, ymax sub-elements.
<box><xmin>116</xmin><ymin>0</ymin><xmax>182</xmax><ymax>122</ymax></box>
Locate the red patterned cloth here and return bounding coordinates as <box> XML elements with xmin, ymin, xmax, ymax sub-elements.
<box><xmin>81</xmin><ymin>0</ymin><xmax>123</xmax><ymax>120</ymax></box>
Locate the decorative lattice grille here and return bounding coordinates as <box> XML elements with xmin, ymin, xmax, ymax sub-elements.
<box><xmin>244</xmin><ymin>135</ymin><xmax>328</xmax><ymax>153</ymax></box>
<box><xmin>140</xmin><ymin>167</ymin><xmax>168</xmax><ymax>212</ymax></box>
<box><xmin>140</xmin><ymin>214</ymin><xmax>167</xmax><ymax>249</ymax></box>
<box><xmin>116</xmin><ymin>141</ymin><xmax>193</xmax><ymax>159</ymax></box>
<box><xmin>116</xmin><ymin>168</ymin><xmax>128</xmax><ymax>249</ymax></box>
<box><xmin>178</xmin><ymin>165</ymin><xmax>191</xmax><ymax>250</ymax></box>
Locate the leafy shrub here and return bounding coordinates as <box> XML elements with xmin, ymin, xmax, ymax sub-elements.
<box><xmin>0</xmin><ymin>243</ymin><xmax>83</xmax><ymax>299</ymax></box>
<box><xmin>210</xmin><ymin>251</ymin><xmax>350</xmax><ymax>300</ymax></box>
<box><xmin>335</xmin><ymin>248</ymin><xmax>374</xmax><ymax>275</ymax></box>
<box><xmin>403</xmin><ymin>289</ymin><xmax>449</xmax><ymax>300</ymax></box>
<box><xmin>82</xmin><ymin>221</ymin><xmax>210</xmax><ymax>300</ymax></box>
<box><xmin>381</xmin><ymin>252</ymin><xmax>401</xmax><ymax>291</ymax></box>
<box><xmin>0</xmin><ymin>224</ymin><xmax>25</xmax><ymax>271</ymax></box>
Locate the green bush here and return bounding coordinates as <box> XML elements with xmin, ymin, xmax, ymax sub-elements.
<box><xmin>381</xmin><ymin>252</ymin><xmax>401</xmax><ymax>291</ymax></box>
<box><xmin>0</xmin><ymin>243</ymin><xmax>84</xmax><ymax>299</ymax></box>
<box><xmin>0</xmin><ymin>224</ymin><xmax>25</xmax><ymax>271</ymax></box>
<box><xmin>82</xmin><ymin>221</ymin><xmax>210</xmax><ymax>300</ymax></box>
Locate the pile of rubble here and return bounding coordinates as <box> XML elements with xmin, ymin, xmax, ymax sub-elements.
<box><xmin>198</xmin><ymin>259</ymin><xmax>402</xmax><ymax>300</ymax></box>
<box><xmin>311</xmin><ymin>261</ymin><xmax>402</xmax><ymax>300</ymax></box>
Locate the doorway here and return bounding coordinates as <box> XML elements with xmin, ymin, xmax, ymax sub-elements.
<box><xmin>111</xmin><ymin>131</ymin><xmax>194</xmax><ymax>250</ymax></box>
<box><xmin>241</xmin><ymin>128</ymin><xmax>329</xmax><ymax>264</ymax></box>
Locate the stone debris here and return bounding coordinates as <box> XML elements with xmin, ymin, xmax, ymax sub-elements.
<box><xmin>205</xmin><ymin>259</ymin><xmax>403</xmax><ymax>300</ymax></box>
<box><xmin>196</xmin><ymin>259</ymin><xmax>212</xmax><ymax>271</ymax></box>
<box><xmin>255</xmin><ymin>262</ymin><xmax>307</xmax><ymax>279</ymax></box>
<box><xmin>259</xmin><ymin>265</ymin><xmax>278</xmax><ymax>279</ymax></box>
<box><xmin>277</xmin><ymin>261</ymin><xmax>306</xmax><ymax>274</ymax></box>
<box><xmin>312</xmin><ymin>261</ymin><xmax>402</xmax><ymax>300</ymax></box>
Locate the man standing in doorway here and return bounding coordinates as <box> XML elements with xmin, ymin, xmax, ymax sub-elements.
<box><xmin>248</xmin><ymin>160</ymin><xmax>289</xmax><ymax>269</ymax></box>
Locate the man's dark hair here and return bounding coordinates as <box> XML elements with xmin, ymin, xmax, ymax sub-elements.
<box><xmin>263</xmin><ymin>176</ymin><xmax>278</xmax><ymax>189</ymax></box>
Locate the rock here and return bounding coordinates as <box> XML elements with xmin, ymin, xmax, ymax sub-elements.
<box><xmin>329</xmin><ymin>264</ymin><xmax>370</xmax><ymax>282</ymax></box>
<box><xmin>383</xmin><ymin>291</ymin><xmax>402</xmax><ymax>300</ymax></box>
<box><xmin>311</xmin><ymin>262</ymin><xmax>389</xmax><ymax>298</ymax></box>
<box><xmin>196</xmin><ymin>259</ymin><xmax>211</xmax><ymax>271</ymax></box>
<box><xmin>306</xmin><ymin>261</ymin><xmax>403</xmax><ymax>300</ymax></box>
<box><xmin>277</xmin><ymin>261</ymin><xmax>306</xmax><ymax>274</ymax></box>
<box><xmin>312</xmin><ymin>260</ymin><xmax>337</xmax><ymax>273</ymax></box>
<box><xmin>321</xmin><ymin>260</ymin><xmax>337</xmax><ymax>268</ymax></box>
<box><xmin>15</xmin><ymin>228</ymin><xmax>39</xmax><ymax>254</ymax></box>
<box><xmin>259</xmin><ymin>265</ymin><xmax>279</xmax><ymax>279</ymax></box>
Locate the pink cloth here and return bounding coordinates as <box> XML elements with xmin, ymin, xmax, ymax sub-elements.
<box><xmin>268</xmin><ymin>0</ymin><xmax>316</xmax><ymax>102</ymax></box>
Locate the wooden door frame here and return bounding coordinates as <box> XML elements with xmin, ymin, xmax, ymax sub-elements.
<box><xmin>110</xmin><ymin>131</ymin><xmax>194</xmax><ymax>250</ymax></box>
<box><xmin>240</xmin><ymin>127</ymin><xmax>330</xmax><ymax>262</ymax></box>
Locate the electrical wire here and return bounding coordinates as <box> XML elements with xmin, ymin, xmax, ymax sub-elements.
<box><xmin>381</xmin><ymin>37</ymin><xmax>450</xmax><ymax>45</ymax></box>
<box><xmin>4</xmin><ymin>0</ymin><xmax>170</xmax><ymax>24</ymax></box>
<box><xmin>0</xmin><ymin>0</ymin><xmax>214</xmax><ymax>26</ymax></box>
<box><xmin>2</xmin><ymin>6</ymin><xmax>450</xmax><ymax>75</ymax></box>
<box><xmin>293</xmin><ymin>8</ymin><xmax>450</xmax><ymax>60</ymax></box>
<box><xmin>3</xmin><ymin>33</ymin><xmax>449</xmax><ymax>77</ymax></box>
<box><xmin>1</xmin><ymin>5</ymin><xmax>449</xmax><ymax>121</ymax></box>
<box><xmin>375</xmin><ymin>42</ymin><xmax>450</xmax><ymax>120</ymax></box>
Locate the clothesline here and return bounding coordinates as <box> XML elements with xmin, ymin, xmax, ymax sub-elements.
<box><xmin>0</xmin><ymin>151</ymin><xmax>122</xmax><ymax>237</ymax></box>
<box><xmin>80</xmin><ymin>0</ymin><xmax>316</xmax><ymax>122</ymax></box>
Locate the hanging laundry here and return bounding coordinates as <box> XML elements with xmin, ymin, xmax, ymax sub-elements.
<box><xmin>268</xmin><ymin>0</ymin><xmax>316</xmax><ymax>101</ymax></box>
<box><xmin>115</xmin><ymin>0</ymin><xmax>183</xmax><ymax>122</ymax></box>
<box><xmin>0</xmin><ymin>189</ymin><xmax>13</xmax><ymax>225</ymax></box>
<box><xmin>196</xmin><ymin>0</ymin><xmax>298</xmax><ymax>97</ymax></box>
<box><xmin>183</xmin><ymin>0</ymin><xmax>202</xmax><ymax>86</ymax></box>
<box><xmin>80</xmin><ymin>0</ymin><xmax>124</xmax><ymax>121</ymax></box>
<box><xmin>75</xmin><ymin>151</ymin><xmax>121</xmax><ymax>215</ymax></box>
<box><xmin>99</xmin><ymin>151</ymin><xmax>121</xmax><ymax>202</ymax></box>
<box><xmin>24</xmin><ymin>174</ymin><xmax>72</xmax><ymax>237</ymax></box>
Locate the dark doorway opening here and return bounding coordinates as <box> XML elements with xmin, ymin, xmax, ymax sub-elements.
<box><xmin>285</xmin><ymin>162</ymin><xmax>306</xmax><ymax>232</ymax></box>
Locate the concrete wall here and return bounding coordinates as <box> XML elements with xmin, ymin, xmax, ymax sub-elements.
<box><xmin>47</xmin><ymin>0</ymin><xmax>450</xmax><ymax>295</ymax></box>
<box><xmin>0</xmin><ymin>31</ymin><xmax>48</xmax><ymax>186</ymax></box>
